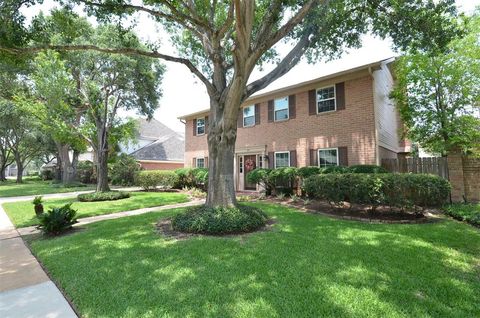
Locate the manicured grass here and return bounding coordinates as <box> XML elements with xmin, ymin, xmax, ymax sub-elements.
<box><xmin>0</xmin><ymin>179</ymin><xmax>95</xmax><ymax>198</ymax></box>
<box><xmin>445</xmin><ymin>203</ymin><xmax>480</xmax><ymax>227</ymax></box>
<box><xmin>3</xmin><ymin>192</ymin><xmax>189</xmax><ymax>228</ymax></box>
<box><xmin>28</xmin><ymin>203</ymin><xmax>480</xmax><ymax>318</ymax></box>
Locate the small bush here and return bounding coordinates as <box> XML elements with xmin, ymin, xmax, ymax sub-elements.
<box><xmin>304</xmin><ymin>173</ymin><xmax>451</xmax><ymax>211</ymax></box>
<box><xmin>136</xmin><ymin>170</ymin><xmax>179</xmax><ymax>191</ymax></box>
<box><xmin>444</xmin><ymin>204</ymin><xmax>480</xmax><ymax>227</ymax></box>
<box><xmin>183</xmin><ymin>187</ymin><xmax>207</xmax><ymax>199</ymax></box>
<box><xmin>77</xmin><ymin>191</ymin><xmax>130</xmax><ymax>202</ymax></box>
<box><xmin>297</xmin><ymin>166</ymin><xmax>322</xmax><ymax>179</ymax></box>
<box><xmin>173</xmin><ymin>168</ymin><xmax>208</xmax><ymax>190</ymax></box>
<box><xmin>40</xmin><ymin>169</ymin><xmax>54</xmax><ymax>181</ymax></box>
<box><xmin>319</xmin><ymin>166</ymin><xmax>348</xmax><ymax>174</ymax></box>
<box><xmin>77</xmin><ymin>161</ymin><xmax>96</xmax><ymax>184</ymax></box>
<box><xmin>246</xmin><ymin>168</ymin><xmax>274</xmax><ymax>194</ymax></box>
<box><xmin>37</xmin><ymin>203</ymin><xmax>78</xmax><ymax>235</ymax></box>
<box><xmin>172</xmin><ymin>204</ymin><xmax>268</xmax><ymax>234</ymax></box>
<box><xmin>110</xmin><ymin>154</ymin><xmax>142</xmax><ymax>186</ymax></box>
<box><xmin>346</xmin><ymin>164</ymin><xmax>389</xmax><ymax>174</ymax></box>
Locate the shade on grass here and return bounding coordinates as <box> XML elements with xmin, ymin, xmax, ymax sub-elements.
<box><xmin>0</xmin><ymin>179</ymin><xmax>95</xmax><ymax>198</ymax></box>
<box><xmin>27</xmin><ymin>203</ymin><xmax>480</xmax><ymax>318</ymax></box>
<box><xmin>3</xmin><ymin>192</ymin><xmax>189</xmax><ymax>227</ymax></box>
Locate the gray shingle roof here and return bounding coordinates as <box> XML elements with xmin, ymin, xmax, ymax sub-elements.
<box><xmin>136</xmin><ymin>118</ymin><xmax>176</xmax><ymax>139</ymax></box>
<box><xmin>131</xmin><ymin>134</ymin><xmax>184</xmax><ymax>161</ymax></box>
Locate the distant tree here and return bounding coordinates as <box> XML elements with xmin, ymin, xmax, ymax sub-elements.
<box><xmin>0</xmin><ymin>97</ymin><xmax>44</xmax><ymax>183</ymax></box>
<box><xmin>392</xmin><ymin>11</ymin><xmax>480</xmax><ymax>156</ymax></box>
<box><xmin>1</xmin><ymin>0</ymin><xmax>462</xmax><ymax>206</ymax></box>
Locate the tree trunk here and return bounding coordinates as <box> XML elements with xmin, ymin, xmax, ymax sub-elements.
<box><xmin>95</xmin><ymin>125</ymin><xmax>110</xmax><ymax>192</ymax></box>
<box><xmin>0</xmin><ymin>165</ymin><xmax>6</xmax><ymax>181</ymax></box>
<box><xmin>15</xmin><ymin>157</ymin><xmax>23</xmax><ymax>183</ymax></box>
<box><xmin>57</xmin><ymin>143</ymin><xmax>76</xmax><ymax>184</ymax></box>
<box><xmin>205</xmin><ymin>96</ymin><xmax>242</xmax><ymax>207</ymax></box>
<box><xmin>55</xmin><ymin>150</ymin><xmax>62</xmax><ymax>182</ymax></box>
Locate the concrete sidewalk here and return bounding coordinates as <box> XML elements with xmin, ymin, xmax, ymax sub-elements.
<box><xmin>0</xmin><ymin>203</ymin><xmax>77</xmax><ymax>318</ymax></box>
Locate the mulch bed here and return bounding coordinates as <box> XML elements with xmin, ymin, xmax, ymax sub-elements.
<box><xmin>267</xmin><ymin>198</ymin><xmax>443</xmax><ymax>224</ymax></box>
<box><xmin>155</xmin><ymin>218</ymin><xmax>276</xmax><ymax>240</ymax></box>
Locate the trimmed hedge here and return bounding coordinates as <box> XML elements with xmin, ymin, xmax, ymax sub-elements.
<box><xmin>136</xmin><ymin>170</ymin><xmax>179</xmax><ymax>191</ymax></box>
<box><xmin>303</xmin><ymin>173</ymin><xmax>451</xmax><ymax>211</ymax></box>
<box><xmin>77</xmin><ymin>191</ymin><xmax>130</xmax><ymax>202</ymax></box>
<box><xmin>172</xmin><ymin>204</ymin><xmax>268</xmax><ymax>234</ymax></box>
<box><xmin>346</xmin><ymin>165</ymin><xmax>388</xmax><ymax>174</ymax></box>
<box><xmin>173</xmin><ymin>168</ymin><xmax>208</xmax><ymax>190</ymax></box>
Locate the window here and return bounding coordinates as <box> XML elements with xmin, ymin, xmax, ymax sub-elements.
<box><xmin>274</xmin><ymin>97</ymin><xmax>289</xmax><ymax>121</ymax></box>
<box><xmin>317</xmin><ymin>86</ymin><xmax>336</xmax><ymax>113</ymax></box>
<box><xmin>196</xmin><ymin>117</ymin><xmax>205</xmax><ymax>135</ymax></box>
<box><xmin>258</xmin><ymin>155</ymin><xmax>264</xmax><ymax>168</ymax></box>
<box><xmin>243</xmin><ymin>105</ymin><xmax>255</xmax><ymax>127</ymax></box>
<box><xmin>196</xmin><ymin>157</ymin><xmax>205</xmax><ymax>168</ymax></box>
<box><xmin>318</xmin><ymin>148</ymin><xmax>338</xmax><ymax>168</ymax></box>
<box><xmin>239</xmin><ymin>156</ymin><xmax>243</xmax><ymax>173</ymax></box>
<box><xmin>275</xmin><ymin>152</ymin><xmax>290</xmax><ymax>168</ymax></box>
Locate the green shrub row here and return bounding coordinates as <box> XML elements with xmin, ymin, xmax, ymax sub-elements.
<box><xmin>303</xmin><ymin>173</ymin><xmax>451</xmax><ymax>211</ymax></box>
<box><xmin>247</xmin><ymin>165</ymin><xmax>389</xmax><ymax>194</ymax></box>
<box><xmin>172</xmin><ymin>204</ymin><xmax>268</xmax><ymax>234</ymax></box>
<box><xmin>173</xmin><ymin>168</ymin><xmax>208</xmax><ymax>190</ymax></box>
<box><xmin>77</xmin><ymin>191</ymin><xmax>130</xmax><ymax>202</ymax></box>
<box><xmin>135</xmin><ymin>170</ymin><xmax>179</xmax><ymax>191</ymax></box>
<box><xmin>444</xmin><ymin>204</ymin><xmax>480</xmax><ymax>227</ymax></box>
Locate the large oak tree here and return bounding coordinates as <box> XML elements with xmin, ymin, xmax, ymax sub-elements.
<box><xmin>1</xmin><ymin>0</ymin><xmax>461</xmax><ymax>205</ymax></box>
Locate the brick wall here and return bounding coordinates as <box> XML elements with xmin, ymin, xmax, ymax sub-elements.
<box><xmin>447</xmin><ymin>153</ymin><xmax>480</xmax><ymax>203</ymax></box>
<box><xmin>138</xmin><ymin>161</ymin><xmax>184</xmax><ymax>170</ymax></box>
<box><xmin>185</xmin><ymin>74</ymin><xmax>379</xmax><ymax>167</ymax></box>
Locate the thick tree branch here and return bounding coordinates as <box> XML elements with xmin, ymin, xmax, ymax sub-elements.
<box><xmin>1</xmin><ymin>45</ymin><xmax>215</xmax><ymax>95</ymax></box>
<box><xmin>246</xmin><ymin>35</ymin><xmax>311</xmax><ymax>96</ymax></box>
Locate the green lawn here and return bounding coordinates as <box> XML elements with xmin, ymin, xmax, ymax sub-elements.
<box><xmin>27</xmin><ymin>203</ymin><xmax>480</xmax><ymax>318</ymax></box>
<box><xmin>0</xmin><ymin>179</ymin><xmax>95</xmax><ymax>198</ymax></box>
<box><xmin>3</xmin><ymin>192</ymin><xmax>189</xmax><ymax>227</ymax></box>
<box><xmin>445</xmin><ymin>203</ymin><xmax>480</xmax><ymax>227</ymax></box>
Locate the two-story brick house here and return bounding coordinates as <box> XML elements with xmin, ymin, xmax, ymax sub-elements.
<box><xmin>179</xmin><ymin>58</ymin><xmax>409</xmax><ymax>191</ymax></box>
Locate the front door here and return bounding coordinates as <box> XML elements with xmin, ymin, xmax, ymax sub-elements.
<box><xmin>243</xmin><ymin>155</ymin><xmax>257</xmax><ymax>190</ymax></box>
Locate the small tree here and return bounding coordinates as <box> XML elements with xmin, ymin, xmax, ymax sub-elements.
<box><xmin>391</xmin><ymin>11</ymin><xmax>480</xmax><ymax>156</ymax></box>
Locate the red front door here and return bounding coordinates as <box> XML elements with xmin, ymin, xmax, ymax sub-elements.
<box><xmin>243</xmin><ymin>155</ymin><xmax>257</xmax><ymax>190</ymax></box>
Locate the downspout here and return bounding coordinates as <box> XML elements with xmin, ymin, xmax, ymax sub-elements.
<box><xmin>369</xmin><ymin>66</ymin><xmax>381</xmax><ymax>166</ymax></box>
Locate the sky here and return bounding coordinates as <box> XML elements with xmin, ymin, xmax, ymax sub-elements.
<box><xmin>23</xmin><ymin>0</ymin><xmax>479</xmax><ymax>132</ymax></box>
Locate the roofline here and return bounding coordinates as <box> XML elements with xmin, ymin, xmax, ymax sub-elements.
<box><xmin>137</xmin><ymin>159</ymin><xmax>184</xmax><ymax>163</ymax></box>
<box><xmin>178</xmin><ymin>57</ymin><xmax>395</xmax><ymax>119</ymax></box>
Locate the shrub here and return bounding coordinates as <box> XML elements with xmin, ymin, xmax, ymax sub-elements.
<box><xmin>172</xmin><ymin>204</ymin><xmax>268</xmax><ymax>234</ymax></box>
<box><xmin>444</xmin><ymin>204</ymin><xmax>480</xmax><ymax>227</ymax></box>
<box><xmin>77</xmin><ymin>161</ymin><xmax>96</xmax><ymax>184</ymax></box>
<box><xmin>40</xmin><ymin>169</ymin><xmax>54</xmax><ymax>181</ymax></box>
<box><xmin>297</xmin><ymin>166</ymin><xmax>322</xmax><ymax>179</ymax></box>
<box><xmin>110</xmin><ymin>154</ymin><xmax>142</xmax><ymax>186</ymax></box>
<box><xmin>304</xmin><ymin>173</ymin><xmax>450</xmax><ymax>211</ymax></box>
<box><xmin>192</xmin><ymin>168</ymin><xmax>208</xmax><ymax>190</ymax></box>
<box><xmin>77</xmin><ymin>191</ymin><xmax>130</xmax><ymax>202</ymax></box>
<box><xmin>246</xmin><ymin>168</ymin><xmax>274</xmax><ymax>194</ymax></box>
<box><xmin>319</xmin><ymin>166</ymin><xmax>348</xmax><ymax>174</ymax></box>
<box><xmin>346</xmin><ymin>164</ymin><xmax>389</xmax><ymax>174</ymax></box>
<box><xmin>136</xmin><ymin>170</ymin><xmax>179</xmax><ymax>191</ymax></box>
<box><xmin>36</xmin><ymin>203</ymin><xmax>78</xmax><ymax>235</ymax></box>
<box><xmin>32</xmin><ymin>196</ymin><xmax>44</xmax><ymax>216</ymax></box>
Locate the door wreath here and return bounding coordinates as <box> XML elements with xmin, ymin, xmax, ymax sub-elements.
<box><xmin>245</xmin><ymin>158</ymin><xmax>256</xmax><ymax>171</ymax></box>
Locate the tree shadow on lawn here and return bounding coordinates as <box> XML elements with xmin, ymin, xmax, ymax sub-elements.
<box><xmin>28</xmin><ymin>204</ymin><xmax>480</xmax><ymax>318</ymax></box>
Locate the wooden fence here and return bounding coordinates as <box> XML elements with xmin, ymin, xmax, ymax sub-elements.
<box><xmin>381</xmin><ymin>157</ymin><xmax>449</xmax><ymax>179</ymax></box>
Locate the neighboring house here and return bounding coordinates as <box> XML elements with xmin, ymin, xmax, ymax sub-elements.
<box><xmin>179</xmin><ymin>58</ymin><xmax>410</xmax><ymax>191</ymax></box>
<box><xmin>126</xmin><ymin>118</ymin><xmax>184</xmax><ymax>170</ymax></box>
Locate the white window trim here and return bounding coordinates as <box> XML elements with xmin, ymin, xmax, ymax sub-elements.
<box><xmin>274</xmin><ymin>151</ymin><xmax>290</xmax><ymax>169</ymax></box>
<box><xmin>316</xmin><ymin>85</ymin><xmax>336</xmax><ymax>114</ymax></box>
<box><xmin>274</xmin><ymin>97</ymin><xmax>289</xmax><ymax>122</ymax></box>
<box><xmin>317</xmin><ymin>147</ymin><xmax>339</xmax><ymax>167</ymax></box>
<box><xmin>243</xmin><ymin>105</ymin><xmax>255</xmax><ymax>127</ymax></box>
<box><xmin>196</xmin><ymin>157</ymin><xmax>205</xmax><ymax>168</ymax></box>
<box><xmin>196</xmin><ymin>117</ymin><xmax>205</xmax><ymax>135</ymax></box>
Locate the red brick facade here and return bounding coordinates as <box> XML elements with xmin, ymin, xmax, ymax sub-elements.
<box><xmin>182</xmin><ymin>65</ymin><xmax>406</xmax><ymax>190</ymax></box>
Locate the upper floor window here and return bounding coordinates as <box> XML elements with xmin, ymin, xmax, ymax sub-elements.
<box><xmin>196</xmin><ymin>117</ymin><xmax>205</xmax><ymax>135</ymax></box>
<box><xmin>318</xmin><ymin>148</ymin><xmax>338</xmax><ymax>168</ymax></box>
<box><xmin>243</xmin><ymin>105</ymin><xmax>255</xmax><ymax>127</ymax></box>
<box><xmin>275</xmin><ymin>151</ymin><xmax>290</xmax><ymax>168</ymax></box>
<box><xmin>274</xmin><ymin>97</ymin><xmax>289</xmax><ymax>121</ymax></box>
<box><xmin>196</xmin><ymin>157</ymin><xmax>205</xmax><ymax>168</ymax></box>
<box><xmin>317</xmin><ymin>86</ymin><xmax>336</xmax><ymax>113</ymax></box>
